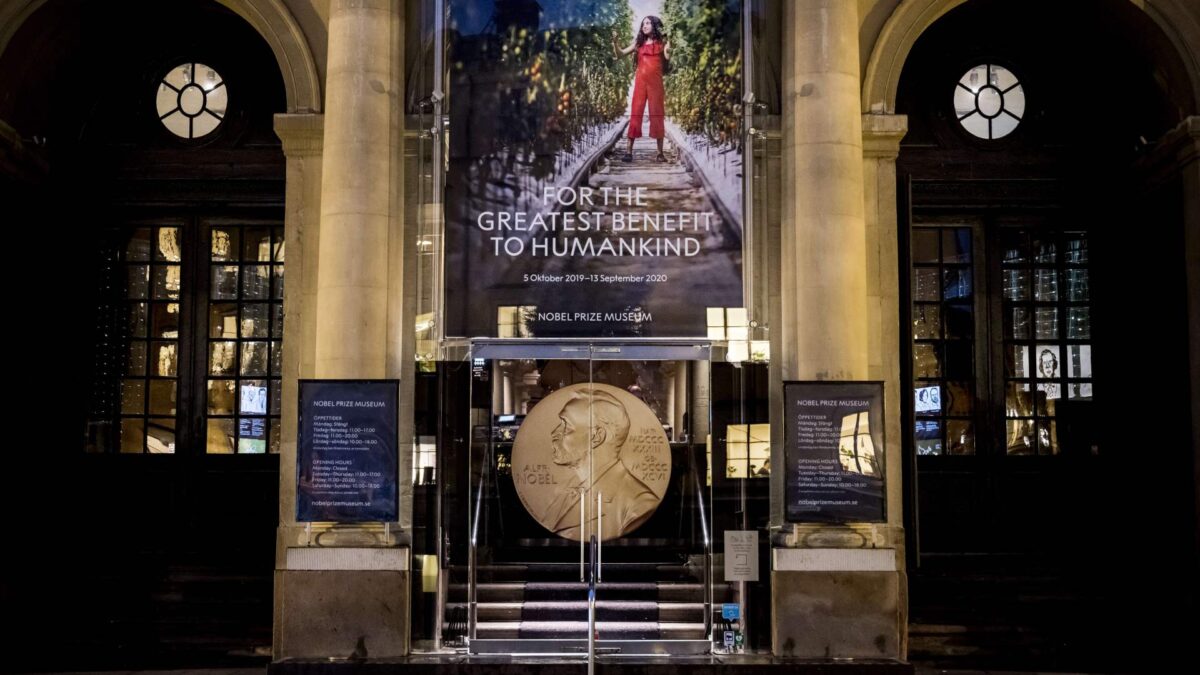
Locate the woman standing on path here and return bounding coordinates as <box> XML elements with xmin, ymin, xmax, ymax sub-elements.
<box><xmin>613</xmin><ymin>16</ymin><xmax>672</xmax><ymax>162</ymax></box>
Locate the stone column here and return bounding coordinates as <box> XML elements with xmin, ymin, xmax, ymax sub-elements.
<box><xmin>779</xmin><ymin>0</ymin><xmax>868</xmax><ymax>383</ymax></box>
<box><xmin>770</xmin><ymin>1</ymin><xmax>902</xmax><ymax>660</ymax></box>
<box><xmin>314</xmin><ymin>0</ymin><xmax>397</xmax><ymax>379</ymax></box>
<box><xmin>274</xmin><ymin>0</ymin><xmax>410</xmax><ymax>661</ymax></box>
<box><xmin>272</xmin><ymin>113</ymin><xmax>323</xmax><ymax>544</ymax></box>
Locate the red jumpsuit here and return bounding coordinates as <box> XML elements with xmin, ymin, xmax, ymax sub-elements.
<box><xmin>628</xmin><ymin>42</ymin><xmax>665</xmax><ymax>139</ymax></box>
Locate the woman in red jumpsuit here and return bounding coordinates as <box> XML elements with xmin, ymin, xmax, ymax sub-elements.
<box><xmin>613</xmin><ymin>16</ymin><xmax>671</xmax><ymax>162</ymax></box>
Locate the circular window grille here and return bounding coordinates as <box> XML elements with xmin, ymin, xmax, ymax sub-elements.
<box><xmin>156</xmin><ymin>63</ymin><xmax>227</xmax><ymax>139</ymax></box>
<box><xmin>953</xmin><ymin>64</ymin><xmax>1024</xmax><ymax>140</ymax></box>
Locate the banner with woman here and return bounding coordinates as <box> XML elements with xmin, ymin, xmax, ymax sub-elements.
<box><xmin>445</xmin><ymin>0</ymin><xmax>744</xmax><ymax>338</ymax></box>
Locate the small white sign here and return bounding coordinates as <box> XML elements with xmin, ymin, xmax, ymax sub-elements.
<box><xmin>724</xmin><ymin>530</ymin><xmax>759</xmax><ymax>582</ymax></box>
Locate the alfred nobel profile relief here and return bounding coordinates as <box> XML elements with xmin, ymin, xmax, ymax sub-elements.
<box><xmin>511</xmin><ymin>383</ymin><xmax>671</xmax><ymax>541</ymax></box>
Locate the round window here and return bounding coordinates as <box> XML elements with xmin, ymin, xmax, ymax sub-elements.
<box><xmin>156</xmin><ymin>63</ymin><xmax>227</xmax><ymax>139</ymax></box>
<box><xmin>953</xmin><ymin>64</ymin><xmax>1024</xmax><ymax>140</ymax></box>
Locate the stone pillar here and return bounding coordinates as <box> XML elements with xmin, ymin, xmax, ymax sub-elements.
<box><xmin>272</xmin><ymin>113</ymin><xmax>324</xmax><ymax>545</ymax></box>
<box><xmin>770</xmin><ymin>1</ymin><xmax>902</xmax><ymax>661</ymax></box>
<box><xmin>314</xmin><ymin>0</ymin><xmax>396</xmax><ymax>379</ymax></box>
<box><xmin>274</xmin><ymin>0</ymin><xmax>410</xmax><ymax>661</ymax></box>
<box><xmin>779</xmin><ymin>0</ymin><xmax>868</xmax><ymax>382</ymax></box>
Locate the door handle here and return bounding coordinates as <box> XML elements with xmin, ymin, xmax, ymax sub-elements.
<box><xmin>579</xmin><ymin>490</ymin><xmax>585</xmax><ymax>582</ymax></box>
<box><xmin>596</xmin><ymin>491</ymin><xmax>602</xmax><ymax>583</ymax></box>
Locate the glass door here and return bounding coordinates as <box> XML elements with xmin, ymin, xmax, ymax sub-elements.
<box><xmin>463</xmin><ymin>342</ymin><xmax>713</xmax><ymax>654</ymax></box>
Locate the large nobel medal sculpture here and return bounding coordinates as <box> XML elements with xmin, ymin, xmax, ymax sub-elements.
<box><xmin>511</xmin><ymin>383</ymin><xmax>671</xmax><ymax>541</ymax></box>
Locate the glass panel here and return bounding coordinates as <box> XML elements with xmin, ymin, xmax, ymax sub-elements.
<box><xmin>161</xmin><ymin>112</ymin><xmax>190</xmax><ymax>138</ymax></box>
<box><xmin>1067</xmin><ymin>344</ymin><xmax>1092</xmax><ymax>378</ymax></box>
<box><xmin>945</xmin><ymin>381</ymin><xmax>973</xmax><ymax>414</ymax></box>
<box><xmin>1007</xmin><ymin>345</ymin><xmax>1030</xmax><ymax>378</ymax></box>
<box><xmin>270</xmin><ymin>379</ymin><xmax>282</xmax><ymax>415</ymax></box>
<box><xmin>239</xmin><ymin>380</ymin><xmax>269</xmax><ymax>415</ymax></box>
<box><xmin>210</xmin><ymin>303</ymin><xmax>238</xmax><ymax>338</ymax></box>
<box><xmin>272</xmin><ymin>304</ymin><xmax>284</xmax><ymax>338</ymax></box>
<box><xmin>127</xmin><ymin>265</ymin><xmax>149</xmax><ymax>298</ymax></box>
<box><xmin>193</xmin><ymin>114</ymin><xmax>220</xmax><ymax>138</ymax></box>
<box><xmin>942</xmin><ymin>229</ymin><xmax>971</xmax><ymax>263</ymax></box>
<box><xmin>1006</xmin><ymin>418</ymin><xmax>1036</xmax><ymax>455</ymax></box>
<box><xmin>993</xmin><ymin>64</ymin><xmax>1019</xmax><ymax>91</ymax></box>
<box><xmin>270</xmin><ymin>419</ymin><xmax>281</xmax><ymax>453</ymax></box>
<box><xmin>1065</xmin><ymin>235</ymin><xmax>1088</xmax><ymax>263</ymax></box>
<box><xmin>120</xmin><ymin>418</ymin><xmax>145</xmax><ymax>453</ymax></box>
<box><xmin>1004</xmin><ymin>269</ymin><xmax>1029</xmax><ymax>300</ymax></box>
<box><xmin>148</xmin><ymin>380</ymin><xmax>176</xmax><ymax>416</ymax></box>
<box><xmin>126</xmin><ymin>229</ymin><xmax>152</xmax><ymax>261</ymax></box>
<box><xmin>946</xmin><ymin>420</ymin><xmax>974</xmax><ymax>455</ymax></box>
<box><xmin>243</xmin><ymin>228</ymin><xmax>272</xmax><ymax>261</ymax></box>
<box><xmin>915</xmin><ymin>419</ymin><xmax>942</xmax><ymax>455</ymax></box>
<box><xmin>241</xmin><ymin>303</ymin><xmax>270</xmax><ymax>338</ymax></box>
<box><xmin>1035</xmin><ymin>307</ymin><xmax>1059</xmax><ymax>339</ymax></box>
<box><xmin>121</xmin><ymin>379</ymin><xmax>145</xmax><ymax>414</ymax></box>
<box><xmin>1007</xmin><ymin>307</ymin><xmax>1030</xmax><ymax>339</ymax></box>
<box><xmin>1035</xmin><ymin>344</ymin><xmax>1061</xmax><ymax>380</ymax></box>
<box><xmin>1033</xmin><ymin>237</ymin><xmax>1056</xmax><ymax>263</ymax></box>
<box><xmin>273</xmin><ymin>227</ymin><xmax>285</xmax><ymax>261</ymax></box>
<box><xmin>209</xmin><ymin>341</ymin><xmax>238</xmax><ymax>375</ymax></box>
<box><xmin>943</xmin><ymin>303</ymin><xmax>973</xmax><ymax>339</ymax></box>
<box><xmin>944</xmin><ymin>341</ymin><xmax>974</xmax><ymax>379</ymax></box>
<box><xmin>1066</xmin><ymin>269</ymin><xmax>1089</xmax><ymax>302</ymax></box>
<box><xmin>147</xmin><ymin>418</ymin><xmax>176</xmax><ymax>454</ymax></box>
<box><xmin>913</xmin><ymin>304</ymin><xmax>940</xmax><ymax>340</ymax></box>
<box><xmin>212</xmin><ymin>265</ymin><xmax>239</xmax><ymax>299</ymax></box>
<box><xmin>155</xmin><ymin>227</ymin><xmax>182</xmax><ymax>262</ymax></box>
<box><xmin>915</xmin><ymin>384</ymin><xmax>941</xmax><ymax>413</ymax></box>
<box><xmin>152</xmin><ymin>265</ymin><xmax>182</xmax><ymax>299</ymax></box>
<box><xmin>127</xmin><ymin>342</ymin><xmax>147</xmax><ymax>376</ymax></box>
<box><xmin>211</xmin><ymin>228</ymin><xmax>239</xmax><ymax>261</ymax></box>
<box><xmin>1037</xmin><ymin>385</ymin><xmax>1058</xmax><ymax>415</ymax></box>
<box><xmin>150</xmin><ymin>341</ymin><xmax>177</xmax><ymax>377</ymax></box>
<box><xmin>953</xmin><ymin>85</ymin><xmax>976</xmax><ymax>119</ymax></box>
<box><xmin>1038</xmin><ymin>421</ymin><xmax>1058</xmax><ymax>454</ymax></box>
<box><xmin>128</xmin><ymin>302</ymin><xmax>148</xmax><ymax>337</ymax></box>
<box><xmin>1006</xmin><ymin>383</ymin><xmax>1033</xmax><ymax>417</ymax></box>
<box><xmin>270</xmin><ymin>342</ymin><xmax>283</xmax><ymax>375</ymax></box>
<box><xmin>238</xmin><ymin>417</ymin><xmax>268</xmax><ymax>454</ymax></box>
<box><xmin>943</xmin><ymin>267</ymin><xmax>971</xmax><ymax>300</ymax></box>
<box><xmin>243</xmin><ymin>265</ymin><xmax>270</xmax><ymax>299</ymax></box>
<box><xmin>913</xmin><ymin>344</ymin><xmax>940</xmax><ymax>378</ymax></box>
<box><xmin>151</xmin><ymin>303</ymin><xmax>180</xmax><ymax>338</ymax></box>
<box><xmin>912</xmin><ymin>230</ymin><xmax>939</xmax><ymax>263</ymax></box>
<box><xmin>914</xmin><ymin>268</ymin><xmax>940</xmax><ymax>301</ymax></box>
<box><xmin>207</xmin><ymin>379</ymin><xmax>236</xmax><ymax>415</ymax></box>
<box><xmin>1069</xmin><ymin>382</ymin><xmax>1094</xmax><ymax>399</ymax></box>
<box><xmin>1067</xmin><ymin>307</ymin><xmax>1091</xmax><ymax>339</ymax></box>
<box><xmin>1001</xmin><ymin>230</ymin><xmax>1028</xmax><ymax>264</ymax></box>
<box><xmin>207</xmin><ymin>418</ymin><xmax>235</xmax><ymax>454</ymax></box>
<box><xmin>1034</xmin><ymin>268</ymin><xmax>1058</xmax><ymax>301</ymax></box>
<box><xmin>960</xmin><ymin>113</ymin><xmax>989</xmax><ymax>139</ymax></box>
<box><xmin>960</xmin><ymin>64</ymin><xmax>988</xmax><ymax>93</ymax></box>
<box><xmin>240</xmin><ymin>341</ymin><xmax>268</xmax><ymax>376</ymax></box>
<box><xmin>992</xmin><ymin>112</ymin><xmax>1019</xmax><ymax>138</ymax></box>
<box><xmin>273</xmin><ymin>266</ymin><xmax>285</xmax><ymax>299</ymax></box>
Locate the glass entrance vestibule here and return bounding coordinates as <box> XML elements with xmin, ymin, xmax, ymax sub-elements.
<box><xmin>413</xmin><ymin>342</ymin><xmax>770</xmax><ymax>655</ymax></box>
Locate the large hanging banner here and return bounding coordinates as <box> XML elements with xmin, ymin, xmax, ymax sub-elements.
<box><xmin>783</xmin><ymin>381</ymin><xmax>887</xmax><ymax>523</ymax></box>
<box><xmin>446</xmin><ymin>0</ymin><xmax>744</xmax><ymax>338</ymax></box>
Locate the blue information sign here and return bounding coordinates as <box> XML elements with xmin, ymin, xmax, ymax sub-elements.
<box><xmin>784</xmin><ymin>381</ymin><xmax>886</xmax><ymax>523</ymax></box>
<box><xmin>721</xmin><ymin>603</ymin><xmax>741</xmax><ymax>621</ymax></box>
<box><xmin>297</xmin><ymin>380</ymin><xmax>399</xmax><ymax>522</ymax></box>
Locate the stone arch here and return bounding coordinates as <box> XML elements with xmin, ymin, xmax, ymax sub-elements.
<box><xmin>862</xmin><ymin>0</ymin><xmax>1200</xmax><ymax>116</ymax></box>
<box><xmin>0</xmin><ymin>0</ymin><xmax>321</xmax><ymax>112</ymax></box>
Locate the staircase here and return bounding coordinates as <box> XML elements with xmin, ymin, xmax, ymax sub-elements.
<box><xmin>449</xmin><ymin>561</ymin><xmax>723</xmax><ymax>652</ymax></box>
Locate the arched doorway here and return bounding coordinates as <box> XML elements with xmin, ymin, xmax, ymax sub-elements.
<box><xmin>1</xmin><ymin>1</ymin><xmax>296</xmax><ymax>669</ymax></box>
<box><xmin>891</xmin><ymin>0</ymin><xmax>1198</xmax><ymax>670</ymax></box>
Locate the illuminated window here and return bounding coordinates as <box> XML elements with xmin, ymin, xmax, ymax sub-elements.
<box><xmin>157</xmin><ymin>62</ymin><xmax>228</xmax><ymax>139</ymax></box>
<box><xmin>726</xmin><ymin>423</ymin><xmax>770</xmax><ymax>479</ymax></box>
<box><xmin>953</xmin><ymin>64</ymin><xmax>1024</xmax><ymax>140</ymax></box>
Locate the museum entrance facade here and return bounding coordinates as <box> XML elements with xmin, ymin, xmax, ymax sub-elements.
<box><xmin>440</xmin><ymin>341</ymin><xmax>725</xmax><ymax>654</ymax></box>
